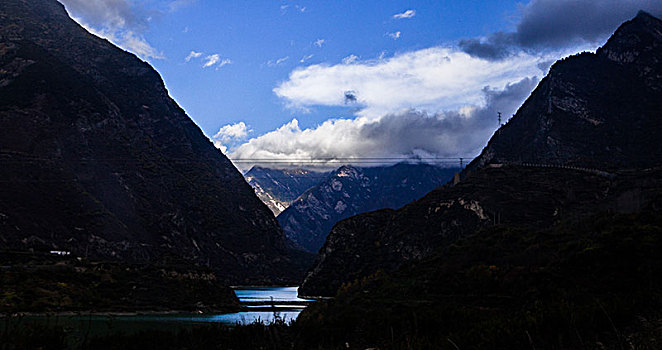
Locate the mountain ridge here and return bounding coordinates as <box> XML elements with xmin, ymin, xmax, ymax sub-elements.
<box><xmin>0</xmin><ymin>0</ymin><xmax>310</xmax><ymax>285</ymax></box>
<box><xmin>276</xmin><ymin>163</ymin><xmax>459</xmax><ymax>252</ymax></box>
<box><xmin>300</xmin><ymin>11</ymin><xmax>662</xmax><ymax>297</ymax></box>
<box><xmin>466</xmin><ymin>10</ymin><xmax>662</xmax><ymax>173</ymax></box>
<box><xmin>244</xmin><ymin>166</ymin><xmax>328</xmax><ymax>216</ymax></box>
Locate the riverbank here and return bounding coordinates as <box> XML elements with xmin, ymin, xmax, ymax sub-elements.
<box><xmin>0</xmin><ymin>251</ymin><xmax>239</xmax><ymax>314</ymax></box>
<box><xmin>1</xmin><ymin>287</ymin><xmax>312</xmax><ymax>332</ymax></box>
<box><xmin>1</xmin><ymin>310</ymin><xmax>212</xmax><ymax>318</ymax></box>
<box><xmin>1</xmin><ymin>287</ymin><xmax>316</xmax><ymax>349</ymax></box>
<box><xmin>1</xmin><ymin>317</ymin><xmax>305</xmax><ymax>350</ymax></box>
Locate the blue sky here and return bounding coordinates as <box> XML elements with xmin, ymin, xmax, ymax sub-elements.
<box><xmin>150</xmin><ymin>1</ymin><xmax>518</xmax><ymax>132</ymax></box>
<box><xmin>60</xmin><ymin>0</ymin><xmax>662</xmax><ymax>169</ymax></box>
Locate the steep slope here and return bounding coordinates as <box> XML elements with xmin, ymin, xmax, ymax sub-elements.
<box><xmin>277</xmin><ymin>164</ymin><xmax>459</xmax><ymax>252</ymax></box>
<box><xmin>301</xmin><ymin>165</ymin><xmax>662</xmax><ymax>296</ymax></box>
<box><xmin>244</xmin><ymin>167</ymin><xmax>327</xmax><ymax>216</ymax></box>
<box><xmin>298</xmin><ymin>209</ymin><xmax>662</xmax><ymax>349</ymax></box>
<box><xmin>0</xmin><ymin>0</ymin><xmax>309</xmax><ymax>284</ymax></box>
<box><xmin>468</xmin><ymin>11</ymin><xmax>662</xmax><ymax>172</ymax></box>
<box><xmin>300</xmin><ymin>11</ymin><xmax>662</xmax><ymax>297</ymax></box>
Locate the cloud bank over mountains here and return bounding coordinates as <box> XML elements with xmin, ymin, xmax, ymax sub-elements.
<box><xmin>273</xmin><ymin>48</ymin><xmax>544</xmax><ymax>119</ymax></box>
<box><xmin>60</xmin><ymin>0</ymin><xmax>662</xmax><ymax>169</ymax></box>
<box><xmin>222</xmin><ymin>0</ymin><xmax>661</xmax><ymax>169</ymax></box>
<box><xmin>221</xmin><ymin>44</ymin><xmax>562</xmax><ymax>169</ymax></box>
<box><xmin>224</xmin><ymin>77</ymin><xmax>538</xmax><ymax>170</ymax></box>
<box><xmin>212</xmin><ymin>122</ymin><xmax>250</xmax><ymax>153</ymax></box>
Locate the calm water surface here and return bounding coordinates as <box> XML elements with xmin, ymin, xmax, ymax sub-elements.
<box><xmin>235</xmin><ymin>286</ymin><xmax>313</xmax><ymax>303</ymax></box>
<box><xmin>11</xmin><ymin>286</ymin><xmax>313</xmax><ymax>336</ymax></box>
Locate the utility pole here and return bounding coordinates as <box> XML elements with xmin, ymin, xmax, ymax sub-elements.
<box><xmin>497</xmin><ymin>112</ymin><xmax>502</xmax><ymax>126</ymax></box>
<box><xmin>459</xmin><ymin>157</ymin><xmax>463</xmax><ymax>168</ymax></box>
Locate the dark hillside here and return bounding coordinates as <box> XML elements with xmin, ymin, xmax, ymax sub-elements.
<box><xmin>0</xmin><ymin>0</ymin><xmax>310</xmax><ymax>286</ymax></box>
<box><xmin>300</xmin><ymin>11</ymin><xmax>662</xmax><ymax>298</ymax></box>
<box><xmin>298</xmin><ymin>210</ymin><xmax>662</xmax><ymax>349</ymax></box>
<box><xmin>467</xmin><ymin>11</ymin><xmax>662</xmax><ymax>172</ymax></box>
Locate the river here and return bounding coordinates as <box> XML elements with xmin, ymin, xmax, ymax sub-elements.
<box><xmin>8</xmin><ymin>286</ymin><xmax>313</xmax><ymax>336</ymax></box>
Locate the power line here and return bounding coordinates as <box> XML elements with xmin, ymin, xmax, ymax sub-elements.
<box><xmin>0</xmin><ymin>157</ymin><xmax>475</xmax><ymax>164</ymax></box>
<box><xmin>232</xmin><ymin>157</ymin><xmax>474</xmax><ymax>160</ymax></box>
<box><xmin>0</xmin><ymin>152</ymin><xmax>476</xmax><ymax>169</ymax></box>
<box><xmin>0</xmin><ymin>152</ymin><xmax>477</xmax><ymax>161</ymax></box>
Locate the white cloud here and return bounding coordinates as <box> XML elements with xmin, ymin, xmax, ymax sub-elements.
<box><xmin>185</xmin><ymin>50</ymin><xmax>203</xmax><ymax>62</ymax></box>
<box><xmin>274</xmin><ymin>46</ymin><xmax>549</xmax><ymax>119</ymax></box>
<box><xmin>388</xmin><ymin>31</ymin><xmax>401</xmax><ymax>40</ymax></box>
<box><xmin>120</xmin><ymin>31</ymin><xmax>164</xmax><ymax>59</ymax></box>
<box><xmin>212</xmin><ymin>122</ymin><xmax>251</xmax><ymax>152</ymax></box>
<box><xmin>243</xmin><ymin>18</ymin><xmax>592</xmax><ymax>169</ymax></box>
<box><xmin>280</xmin><ymin>4</ymin><xmax>307</xmax><ymax>14</ymax></box>
<box><xmin>300</xmin><ymin>54</ymin><xmax>314</xmax><ymax>63</ymax></box>
<box><xmin>79</xmin><ymin>24</ymin><xmax>163</xmax><ymax>60</ymax></box>
<box><xmin>342</xmin><ymin>54</ymin><xmax>359</xmax><ymax>64</ymax></box>
<box><xmin>393</xmin><ymin>9</ymin><xmax>416</xmax><ymax>19</ymax></box>
<box><xmin>203</xmin><ymin>54</ymin><xmax>220</xmax><ymax>68</ymax></box>
<box><xmin>267</xmin><ymin>56</ymin><xmax>290</xmax><ymax>67</ymax></box>
<box><xmin>216</xmin><ymin>144</ymin><xmax>229</xmax><ymax>154</ymax></box>
<box><xmin>230</xmin><ymin>1</ymin><xmax>650</xmax><ymax>170</ymax></box>
<box><xmin>216</xmin><ymin>58</ymin><xmax>232</xmax><ymax>69</ymax></box>
<box><xmin>61</xmin><ymin>0</ymin><xmax>145</xmax><ymax>30</ymax></box>
<box><xmin>314</xmin><ymin>39</ymin><xmax>325</xmax><ymax>48</ymax></box>
<box><xmin>185</xmin><ymin>52</ymin><xmax>231</xmax><ymax>69</ymax></box>
<box><xmin>168</xmin><ymin>0</ymin><xmax>196</xmax><ymax>12</ymax></box>
<box><xmin>230</xmin><ymin>77</ymin><xmax>538</xmax><ymax>170</ymax></box>
<box><xmin>60</xmin><ymin>0</ymin><xmax>163</xmax><ymax>60</ymax></box>
<box><xmin>215</xmin><ymin>122</ymin><xmax>249</xmax><ymax>141</ymax></box>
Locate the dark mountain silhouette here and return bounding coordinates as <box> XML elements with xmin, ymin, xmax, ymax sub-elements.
<box><xmin>0</xmin><ymin>0</ymin><xmax>310</xmax><ymax>285</ymax></box>
<box><xmin>293</xmin><ymin>13</ymin><xmax>662</xmax><ymax>349</ymax></box>
<box><xmin>277</xmin><ymin>163</ymin><xmax>459</xmax><ymax>252</ymax></box>
<box><xmin>300</xmin><ymin>11</ymin><xmax>662</xmax><ymax>297</ymax></box>
<box><xmin>297</xmin><ymin>206</ymin><xmax>662</xmax><ymax>349</ymax></box>
<box><xmin>467</xmin><ymin>10</ymin><xmax>662</xmax><ymax>172</ymax></box>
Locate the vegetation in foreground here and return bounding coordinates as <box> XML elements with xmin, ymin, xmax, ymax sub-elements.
<box><xmin>2</xmin><ymin>210</ymin><xmax>661</xmax><ymax>349</ymax></box>
<box><xmin>1</xmin><ymin>318</ymin><xmax>301</xmax><ymax>350</ymax></box>
<box><xmin>297</xmin><ymin>210</ymin><xmax>662</xmax><ymax>349</ymax></box>
<box><xmin>0</xmin><ymin>253</ymin><xmax>239</xmax><ymax>314</ymax></box>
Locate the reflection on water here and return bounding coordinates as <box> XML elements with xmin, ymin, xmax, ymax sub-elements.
<box><xmin>167</xmin><ymin>311</ymin><xmax>303</xmax><ymax>324</ymax></box>
<box><xmin>6</xmin><ymin>286</ymin><xmax>314</xmax><ymax>337</ymax></box>
<box><xmin>235</xmin><ymin>286</ymin><xmax>313</xmax><ymax>303</ymax></box>
<box><xmin>207</xmin><ymin>286</ymin><xmax>313</xmax><ymax>325</ymax></box>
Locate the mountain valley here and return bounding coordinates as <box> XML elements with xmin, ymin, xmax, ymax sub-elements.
<box><xmin>1</xmin><ymin>2</ymin><xmax>662</xmax><ymax>349</ymax></box>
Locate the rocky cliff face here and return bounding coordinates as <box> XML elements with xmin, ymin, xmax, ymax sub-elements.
<box><xmin>300</xmin><ymin>12</ymin><xmax>662</xmax><ymax>297</ymax></box>
<box><xmin>0</xmin><ymin>0</ymin><xmax>309</xmax><ymax>284</ymax></box>
<box><xmin>468</xmin><ymin>11</ymin><xmax>662</xmax><ymax>172</ymax></box>
<box><xmin>277</xmin><ymin>164</ymin><xmax>459</xmax><ymax>253</ymax></box>
<box><xmin>244</xmin><ymin>167</ymin><xmax>327</xmax><ymax>216</ymax></box>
